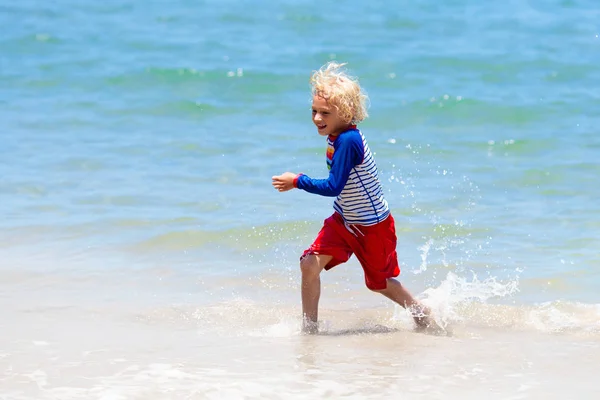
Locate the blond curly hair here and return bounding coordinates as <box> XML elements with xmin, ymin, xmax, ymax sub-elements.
<box><xmin>310</xmin><ymin>62</ymin><xmax>369</xmax><ymax>124</ymax></box>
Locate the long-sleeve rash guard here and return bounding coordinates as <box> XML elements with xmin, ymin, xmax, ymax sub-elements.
<box><xmin>295</xmin><ymin>128</ymin><xmax>390</xmax><ymax>226</ymax></box>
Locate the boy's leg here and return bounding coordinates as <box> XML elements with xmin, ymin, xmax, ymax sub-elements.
<box><xmin>300</xmin><ymin>254</ymin><xmax>333</xmax><ymax>334</ymax></box>
<box><xmin>351</xmin><ymin>214</ymin><xmax>436</xmax><ymax>330</ymax></box>
<box><xmin>373</xmin><ymin>278</ymin><xmax>432</xmax><ymax>328</ymax></box>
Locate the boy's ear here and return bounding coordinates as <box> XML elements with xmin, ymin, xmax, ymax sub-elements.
<box><xmin>348</xmin><ymin>107</ymin><xmax>356</xmax><ymax>123</ymax></box>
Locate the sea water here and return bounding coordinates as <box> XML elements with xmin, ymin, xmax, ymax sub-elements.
<box><xmin>2</xmin><ymin>0</ymin><xmax>600</xmax><ymax>398</ymax></box>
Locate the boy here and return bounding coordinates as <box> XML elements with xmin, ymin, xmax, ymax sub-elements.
<box><xmin>272</xmin><ymin>62</ymin><xmax>433</xmax><ymax>334</ymax></box>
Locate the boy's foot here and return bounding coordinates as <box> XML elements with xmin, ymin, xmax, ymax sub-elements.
<box><xmin>410</xmin><ymin>305</ymin><xmax>445</xmax><ymax>334</ymax></box>
<box><xmin>302</xmin><ymin>319</ymin><xmax>319</xmax><ymax>335</ymax></box>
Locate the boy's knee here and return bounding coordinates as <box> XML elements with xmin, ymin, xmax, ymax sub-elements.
<box><xmin>300</xmin><ymin>255</ymin><xmax>321</xmax><ymax>278</ymax></box>
<box><xmin>368</xmin><ymin>286</ymin><xmax>386</xmax><ymax>293</ymax></box>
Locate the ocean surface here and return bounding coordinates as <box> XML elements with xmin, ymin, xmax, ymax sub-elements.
<box><xmin>2</xmin><ymin>0</ymin><xmax>600</xmax><ymax>398</ymax></box>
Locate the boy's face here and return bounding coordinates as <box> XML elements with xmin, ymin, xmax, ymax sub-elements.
<box><xmin>311</xmin><ymin>95</ymin><xmax>350</xmax><ymax>137</ymax></box>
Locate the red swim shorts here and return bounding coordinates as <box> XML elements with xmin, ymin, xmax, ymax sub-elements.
<box><xmin>301</xmin><ymin>212</ymin><xmax>400</xmax><ymax>290</ymax></box>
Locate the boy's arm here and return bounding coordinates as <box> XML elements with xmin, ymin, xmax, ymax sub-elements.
<box><xmin>295</xmin><ymin>133</ymin><xmax>363</xmax><ymax>197</ymax></box>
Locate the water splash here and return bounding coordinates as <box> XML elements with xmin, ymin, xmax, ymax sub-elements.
<box><xmin>397</xmin><ymin>271</ymin><xmax>520</xmax><ymax>331</ymax></box>
<box><xmin>413</xmin><ymin>239</ymin><xmax>433</xmax><ymax>274</ymax></box>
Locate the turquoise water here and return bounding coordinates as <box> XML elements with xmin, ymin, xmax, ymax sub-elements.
<box><xmin>2</xmin><ymin>1</ymin><xmax>600</xmax><ymax>398</ymax></box>
<box><xmin>3</xmin><ymin>0</ymin><xmax>599</xmax><ymax>293</ymax></box>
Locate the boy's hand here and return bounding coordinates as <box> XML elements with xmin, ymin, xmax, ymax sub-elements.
<box><xmin>272</xmin><ymin>172</ymin><xmax>298</xmax><ymax>192</ymax></box>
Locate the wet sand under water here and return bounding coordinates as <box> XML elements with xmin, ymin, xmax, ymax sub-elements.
<box><xmin>2</xmin><ymin>282</ymin><xmax>599</xmax><ymax>400</ymax></box>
